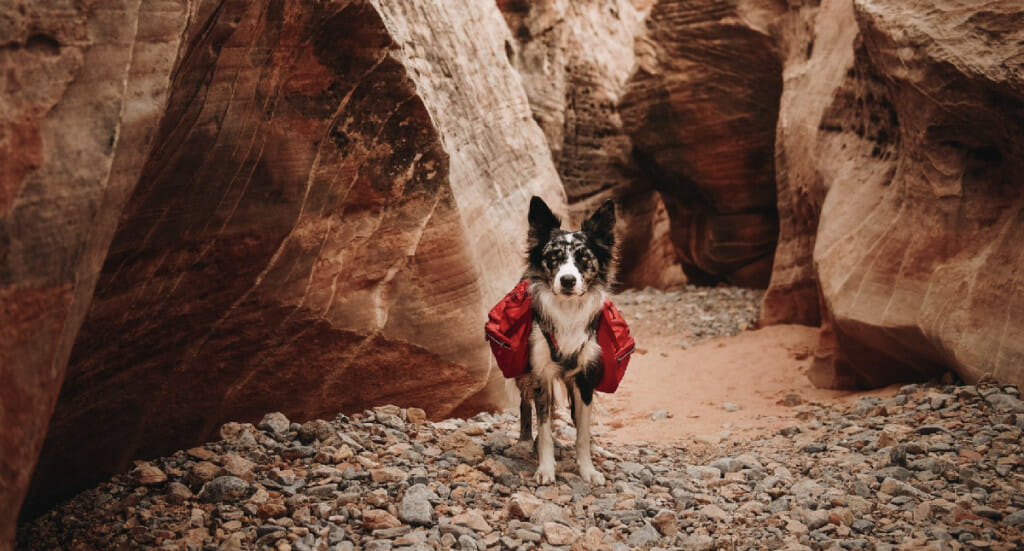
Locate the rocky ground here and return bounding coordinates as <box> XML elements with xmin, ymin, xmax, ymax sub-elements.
<box><xmin>613</xmin><ymin>285</ymin><xmax>764</xmax><ymax>342</ymax></box>
<box><xmin>18</xmin><ymin>379</ymin><xmax>1024</xmax><ymax>550</ymax></box>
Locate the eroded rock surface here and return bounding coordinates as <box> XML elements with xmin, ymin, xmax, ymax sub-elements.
<box><xmin>801</xmin><ymin>0</ymin><xmax>1024</xmax><ymax>389</ymax></box>
<box><xmin>0</xmin><ymin>0</ymin><xmax>191</xmax><ymax>546</ymax></box>
<box><xmin>499</xmin><ymin>0</ymin><xmax>686</xmax><ymax>289</ymax></box>
<box><xmin>620</xmin><ymin>0</ymin><xmax>784</xmax><ymax>287</ymax></box>
<box><xmin>10</xmin><ymin>0</ymin><xmax>563</xmax><ymax>527</ymax></box>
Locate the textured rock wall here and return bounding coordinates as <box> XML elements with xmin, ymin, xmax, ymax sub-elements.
<box><xmin>620</xmin><ymin>0</ymin><xmax>784</xmax><ymax>287</ymax></box>
<box><xmin>498</xmin><ymin>0</ymin><xmax>686</xmax><ymax>289</ymax></box>
<box><xmin>759</xmin><ymin>0</ymin><xmax>858</xmax><ymax>327</ymax></box>
<box><xmin>7</xmin><ymin>0</ymin><xmax>563</xmax><ymax>529</ymax></box>
<box><xmin>807</xmin><ymin>0</ymin><xmax>1024</xmax><ymax>388</ymax></box>
<box><xmin>0</xmin><ymin>0</ymin><xmax>191</xmax><ymax>545</ymax></box>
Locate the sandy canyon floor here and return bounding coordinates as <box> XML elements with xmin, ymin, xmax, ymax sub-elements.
<box><xmin>600</xmin><ymin>287</ymin><xmax>898</xmax><ymax>444</ymax></box>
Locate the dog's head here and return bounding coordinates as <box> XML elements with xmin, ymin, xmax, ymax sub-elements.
<box><xmin>526</xmin><ymin>196</ymin><xmax>616</xmax><ymax>296</ymax></box>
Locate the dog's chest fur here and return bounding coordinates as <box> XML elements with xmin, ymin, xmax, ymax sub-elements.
<box><xmin>528</xmin><ymin>282</ymin><xmax>604</xmax><ymax>382</ymax></box>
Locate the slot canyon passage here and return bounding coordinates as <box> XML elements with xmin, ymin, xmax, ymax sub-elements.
<box><xmin>4</xmin><ymin>0</ymin><xmax>1024</xmax><ymax>550</ymax></box>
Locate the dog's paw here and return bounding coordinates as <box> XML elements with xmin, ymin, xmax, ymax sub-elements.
<box><xmin>534</xmin><ymin>465</ymin><xmax>556</xmax><ymax>485</ymax></box>
<box><xmin>579</xmin><ymin>466</ymin><xmax>606</xmax><ymax>485</ymax></box>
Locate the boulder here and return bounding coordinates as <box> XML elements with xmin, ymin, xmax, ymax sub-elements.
<box><xmin>620</xmin><ymin>0</ymin><xmax>784</xmax><ymax>287</ymax></box>
<box><xmin>10</xmin><ymin>0</ymin><xmax>562</xmax><ymax>526</ymax></box>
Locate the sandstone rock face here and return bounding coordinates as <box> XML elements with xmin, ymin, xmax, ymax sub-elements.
<box><xmin>9</xmin><ymin>0</ymin><xmax>563</xmax><ymax>526</ymax></box>
<box><xmin>620</xmin><ymin>0</ymin><xmax>784</xmax><ymax>287</ymax></box>
<box><xmin>0</xmin><ymin>0</ymin><xmax>190</xmax><ymax>545</ymax></box>
<box><xmin>806</xmin><ymin>0</ymin><xmax>1024</xmax><ymax>388</ymax></box>
<box><xmin>499</xmin><ymin>0</ymin><xmax>686</xmax><ymax>289</ymax></box>
<box><xmin>759</xmin><ymin>0</ymin><xmax>859</xmax><ymax>327</ymax></box>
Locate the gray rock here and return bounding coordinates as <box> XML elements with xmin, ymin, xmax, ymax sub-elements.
<box><xmin>626</xmin><ymin>523</ymin><xmax>661</xmax><ymax>547</ymax></box>
<box><xmin>985</xmin><ymin>393</ymin><xmax>1024</xmax><ymax>413</ymax></box>
<box><xmin>364</xmin><ymin>540</ymin><xmax>392</xmax><ymax>551</ymax></box>
<box><xmin>200</xmin><ymin>476</ymin><xmax>251</xmax><ymax>502</ymax></box>
<box><xmin>529</xmin><ymin>503</ymin><xmax>568</xmax><ymax>525</ymax></box>
<box><xmin>457</xmin><ymin>535</ymin><xmax>478</xmax><ymax>551</ymax></box>
<box><xmin>709</xmin><ymin>457</ymin><xmax>743</xmax><ymax>474</ymax></box>
<box><xmin>399</xmin><ymin>489</ymin><xmax>435</xmax><ymax>526</ymax></box>
<box><xmin>257</xmin><ymin>525</ymin><xmax>286</xmax><ymax>538</ymax></box>
<box><xmin>769</xmin><ymin>497</ymin><xmax>791</xmax><ymax>513</ymax></box>
<box><xmin>377</xmin><ymin>413</ymin><xmax>407</xmax><ymax>431</ymax></box>
<box><xmin>851</xmin><ymin>519</ymin><xmax>875</xmax><ymax>534</ymax></box>
<box><xmin>677</xmin><ymin>534</ymin><xmax>714</xmax><ymax>551</ymax></box>
<box><xmin>305</xmin><ymin>483</ymin><xmax>338</xmax><ymax>497</ymax></box>
<box><xmin>281</xmin><ymin>445</ymin><xmax>316</xmax><ymax>459</ymax></box>
<box><xmin>258</xmin><ymin>412</ymin><xmax>291</xmax><ymax>434</ymax></box>
<box><xmin>1004</xmin><ymin>509</ymin><xmax>1024</xmax><ymax>526</ymax></box>
<box><xmin>803</xmin><ymin>508</ymin><xmax>829</xmax><ymax>530</ymax></box>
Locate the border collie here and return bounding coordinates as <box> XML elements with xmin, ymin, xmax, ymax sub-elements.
<box><xmin>516</xmin><ymin>196</ymin><xmax>615</xmax><ymax>485</ymax></box>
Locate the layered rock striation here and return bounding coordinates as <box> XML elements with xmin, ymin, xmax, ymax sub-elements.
<box><xmin>620</xmin><ymin>0</ymin><xmax>784</xmax><ymax>287</ymax></box>
<box><xmin>806</xmin><ymin>0</ymin><xmax>1024</xmax><ymax>388</ymax></box>
<box><xmin>5</xmin><ymin>0</ymin><xmax>563</xmax><ymax>535</ymax></box>
<box><xmin>498</xmin><ymin>0</ymin><xmax>686</xmax><ymax>289</ymax></box>
<box><xmin>1</xmin><ymin>0</ymin><xmax>192</xmax><ymax>545</ymax></box>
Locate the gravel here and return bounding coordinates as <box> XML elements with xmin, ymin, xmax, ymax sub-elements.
<box><xmin>613</xmin><ymin>285</ymin><xmax>763</xmax><ymax>342</ymax></box>
<box><xmin>17</xmin><ymin>379</ymin><xmax>1024</xmax><ymax>550</ymax></box>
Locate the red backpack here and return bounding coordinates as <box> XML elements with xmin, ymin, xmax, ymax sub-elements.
<box><xmin>484</xmin><ymin>280</ymin><xmax>636</xmax><ymax>393</ymax></box>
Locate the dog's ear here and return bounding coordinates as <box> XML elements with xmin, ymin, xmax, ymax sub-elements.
<box><xmin>528</xmin><ymin>196</ymin><xmax>561</xmax><ymax>266</ymax></box>
<box><xmin>528</xmin><ymin>196</ymin><xmax>561</xmax><ymax>235</ymax></box>
<box><xmin>582</xmin><ymin>199</ymin><xmax>615</xmax><ymax>250</ymax></box>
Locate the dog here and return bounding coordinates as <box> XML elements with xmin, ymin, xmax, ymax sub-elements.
<box><xmin>515</xmin><ymin>196</ymin><xmax>616</xmax><ymax>485</ymax></box>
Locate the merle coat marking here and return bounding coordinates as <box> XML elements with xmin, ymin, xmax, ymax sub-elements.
<box><xmin>515</xmin><ymin>196</ymin><xmax>615</xmax><ymax>485</ymax></box>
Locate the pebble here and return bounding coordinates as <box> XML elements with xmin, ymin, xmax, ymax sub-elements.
<box><xmin>542</xmin><ymin>522</ymin><xmax>576</xmax><ymax>545</ymax></box>
<box><xmin>199</xmin><ymin>476</ymin><xmax>250</xmax><ymax>502</ymax></box>
<box><xmin>258</xmin><ymin>412</ymin><xmax>291</xmax><ymax>434</ymax></box>
<box><xmin>130</xmin><ymin>462</ymin><xmax>167</xmax><ymax>486</ymax></box>
<box><xmin>16</xmin><ymin>374</ymin><xmax>1024</xmax><ymax>551</ymax></box>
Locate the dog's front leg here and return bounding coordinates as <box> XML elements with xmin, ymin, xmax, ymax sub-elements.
<box><xmin>533</xmin><ymin>383</ymin><xmax>556</xmax><ymax>484</ymax></box>
<box><xmin>517</xmin><ymin>379</ymin><xmax>533</xmax><ymax>447</ymax></box>
<box><xmin>571</xmin><ymin>380</ymin><xmax>605</xmax><ymax>485</ymax></box>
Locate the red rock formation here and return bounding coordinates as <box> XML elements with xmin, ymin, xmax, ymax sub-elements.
<box><xmin>620</xmin><ymin>0</ymin><xmax>784</xmax><ymax>287</ymax></box>
<box><xmin>498</xmin><ymin>0</ymin><xmax>685</xmax><ymax>289</ymax></box>
<box><xmin>5</xmin><ymin>0</ymin><xmax>562</xmax><ymax>533</ymax></box>
<box><xmin>806</xmin><ymin>0</ymin><xmax>1024</xmax><ymax>388</ymax></box>
<box><xmin>759</xmin><ymin>0</ymin><xmax>859</xmax><ymax>327</ymax></box>
<box><xmin>0</xmin><ymin>0</ymin><xmax>191</xmax><ymax>545</ymax></box>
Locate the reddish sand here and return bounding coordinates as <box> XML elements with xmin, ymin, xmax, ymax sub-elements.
<box><xmin>593</xmin><ymin>324</ymin><xmax>899</xmax><ymax>444</ymax></box>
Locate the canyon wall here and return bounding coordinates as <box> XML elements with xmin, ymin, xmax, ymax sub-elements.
<box><xmin>1</xmin><ymin>0</ymin><xmax>192</xmax><ymax>544</ymax></box>
<box><xmin>498</xmin><ymin>0</ymin><xmax>687</xmax><ymax>289</ymax></box>
<box><xmin>620</xmin><ymin>0</ymin><xmax>784</xmax><ymax>287</ymax></box>
<box><xmin>4</xmin><ymin>0</ymin><xmax>563</xmax><ymax>535</ymax></box>
<box><xmin>805</xmin><ymin>0</ymin><xmax>1024</xmax><ymax>388</ymax></box>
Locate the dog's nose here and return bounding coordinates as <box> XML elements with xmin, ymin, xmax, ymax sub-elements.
<box><xmin>559</xmin><ymin>274</ymin><xmax>577</xmax><ymax>289</ymax></box>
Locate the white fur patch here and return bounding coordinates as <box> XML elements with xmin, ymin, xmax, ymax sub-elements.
<box><xmin>529</xmin><ymin>282</ymin><xmax>604</xmax><ymax>383</ymax></box>
<box><xmin>552</xmin><ymin>256</ymin><xmax>583</xmax><ymax>295</ymax></box>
